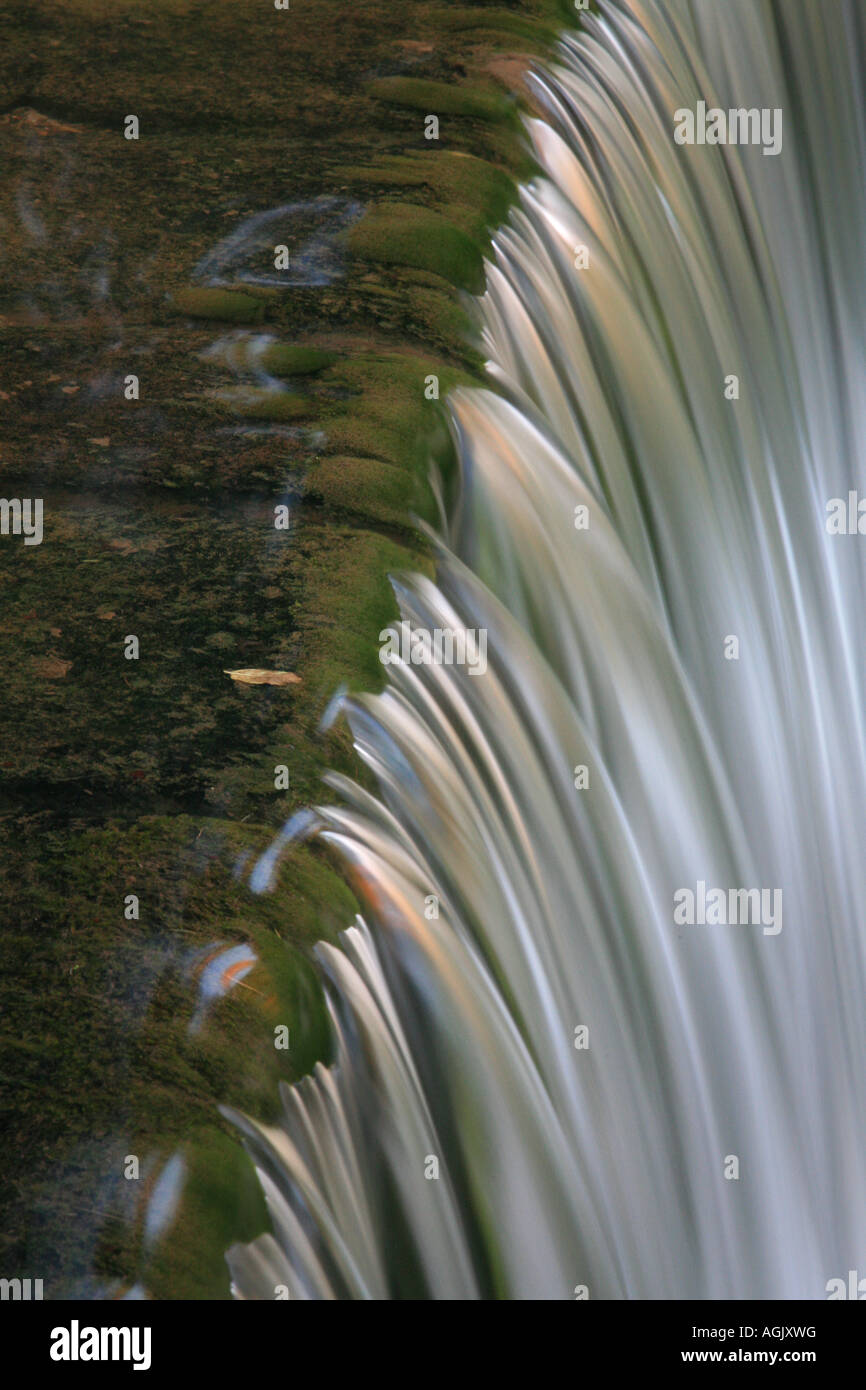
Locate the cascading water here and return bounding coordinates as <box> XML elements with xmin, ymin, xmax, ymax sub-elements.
<box><xmin>225</xmin><ymin>0</ymin><xmax>866</xmax><ymax>1299</ymax></box>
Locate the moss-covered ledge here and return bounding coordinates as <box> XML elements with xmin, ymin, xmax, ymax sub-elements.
<box><xmin>0</xmin><ymin>0</ymin><xmax>573</xmax><ymax>1298</ymax></box>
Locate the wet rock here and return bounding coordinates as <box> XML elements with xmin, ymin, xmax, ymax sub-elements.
<box><xmin>192</xmin><ymin>196</ymin><xmax>362</xmax><ymax>290</ymax></box>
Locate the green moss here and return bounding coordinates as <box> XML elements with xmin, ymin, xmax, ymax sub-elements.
<box><xmin>337</xmin><ymin>151</ymin><xmax>517</xmax><ymax>242</ymax></box>
<box><xmin>209</xmin><ymin>386</ymin><xmax>309</xmax><ymax>421</ymax></box>
<box><xmin>305</xmin><ymin>456</ymin><xmax>419</xmax><ymax>528</ymax></box>
<box><xmin>142</xmin><ymin>1130</ymin><xmax>267</xmax><ymax>1301</ymax></box>
<box><xmin>367</xmin><ymin>76</ymin><xmax>512</xmax><ymax>123</ymax></box>
<box><xmin>438</xmin><ymin>7</ymin><xmax>563</xmax><ymax>45</ymax></box>
<box><xmin>259</xmin><ymin>344</ymin><xmax>338</xmax><ymax>377</ymax></box>
<box><xmin>319</xmin><ymin>349</ymin><xmax>474</xmax><ymax>505</ymax></box>
<box><xmin>404</xmin><ymin>283</ymin><xmax>481</xmax><ymax>358</ymax></box>
<box><xmin>295</xmin><ymin>524</ymin><xmax>432</xmax><ymax>704</ymax></box>
<box><xmin>173</xmin><ymin>288</ymin><xmax>267</xmax><ymax>325</ymax></box>
<box><xmin>348</xmin><ymin>203</ymin><xmax>484</xmax><ymax>292</ymax></box>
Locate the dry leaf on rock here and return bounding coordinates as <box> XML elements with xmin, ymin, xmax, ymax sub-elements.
<box><xmin>224</xmin><ymin>668</ymin><xmax>301</xmax><ymax>686</ymax></box>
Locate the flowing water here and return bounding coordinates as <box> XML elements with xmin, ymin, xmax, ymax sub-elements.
<box><xmin>227</xmin><ymin>0</ymin><xmax>866</xmax><ymax>1299</ymax></box>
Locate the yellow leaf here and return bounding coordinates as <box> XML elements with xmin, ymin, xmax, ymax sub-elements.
<box><xmin>224</xmin><ymin>668</ymin><xmax>301</xmax><ymax>686</ymax></box>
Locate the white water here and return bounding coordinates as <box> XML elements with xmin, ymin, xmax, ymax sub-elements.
<box><xmin>226</xmin><ymin>0</ymin><xmax>866</xmax><ymax>1299</ymax></box>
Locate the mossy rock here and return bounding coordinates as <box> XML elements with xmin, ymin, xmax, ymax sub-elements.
<box><xmin>337</xmin><ymin>151</ymin><xmax>518</xmax><ymax>242</ymax></box>
<box><xmin>305</xmin><ymin>456</ymin><xmax>419</xmax><ymax>528</ymax></box>
<box><xmin>321</xmin><ymin>348</ymin><xmax>472</xmax><ymax>487</ymax></box>
<box><xmin>172</xmin><ymin>288</ymin><xmax>267</xmax><ymax>325</ymax></box>
<box><xmin>294</xmin><ymin>524</ymin><xmax>431</xmax><ymax>702</ymax></box>
<box><xmin>367</xmin><ymin>76</ymin><xmax>511</xmax><ymax>123</ymax></box>
<box><xmin>0</xmin><ymin>809</ymin><xmax>354</xmax><ymax>1296</ymax></box>
<box><xmin>348</xmin><ymin>203</ymin><xmax>484</xmax><ymax>292</ymax></box>
<box><xmin>0</xmin><ymin>0</ymin><xmax>570</xmax><ymax>1300</ymax></box>
<box><xmin>260</xmin><ymin>344</ymin><xmax>338</xmax><ymax>376</ymax></box>
<box><xmin>141</xmin><ymin>1129</ymin><xmax>267</xmax><ymax>1300</ymax></box>
<box><xmin>208</xmin><ymin>386</ymin><xmax>309</xmax><ymax>421</ymax></box>
<box><xmin>438</xmin><ymin>7</ymin><xmax>564</xmax><ymax>45</ymax></box>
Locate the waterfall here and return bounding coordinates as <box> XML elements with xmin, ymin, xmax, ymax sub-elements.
<box><xmin>225</xmin><ymin>0</ymin><xmax>866</xmax><ymax>1299</ymax></box>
